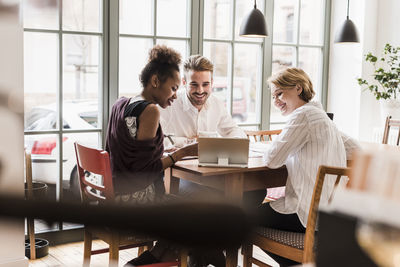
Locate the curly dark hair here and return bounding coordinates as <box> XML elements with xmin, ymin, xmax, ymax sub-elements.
<box><xmin>140</xmin><ymin>45</ymin><xmax>182</xmax><ymax>88</ymax></box>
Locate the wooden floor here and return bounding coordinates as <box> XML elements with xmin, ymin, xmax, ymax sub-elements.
<box><xmin>28</xmin><ymin>240</ymin><xmax>278</xmax><ymax>267</ymax></box>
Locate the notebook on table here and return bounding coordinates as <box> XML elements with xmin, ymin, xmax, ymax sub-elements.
<box><xmin>198</xmin><ymin>137</ymin><xmax>250</xmax><ymax>168</ymax></box>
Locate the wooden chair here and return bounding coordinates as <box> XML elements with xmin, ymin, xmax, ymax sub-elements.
<box><xmin>382</xmin><ymin>115</ymin><xmax>400</xmax><ymax>145</ymax></box>
<box><xmin>74</xmin><ymin>142</ymin><xmax>156</xmax><ymax>266</ymax></box>
<box><xmin>245</xmin><ymin>129</ymin><xmax>282</xmax><ymax>142</ymax></box>
<box><xmin>242</xmin><ymin>165</ymin><xmax>350</xmax><ymax>266</ymax></box>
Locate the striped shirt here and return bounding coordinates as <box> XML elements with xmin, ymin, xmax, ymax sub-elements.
<box><xmin>265</xmin><ymin>101</ymin><xmax>347</xmax><ymax>227</ymax></box>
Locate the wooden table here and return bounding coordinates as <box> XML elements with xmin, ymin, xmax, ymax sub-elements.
<box><xmin>165</xmin><ymin>157</ymin><xmax>287</xmax><ymax>200</ymax></box>
<box><xmin>164</xmin><ymin>157</ymin><xmax>288</xmax><ymax>267</ymax></box>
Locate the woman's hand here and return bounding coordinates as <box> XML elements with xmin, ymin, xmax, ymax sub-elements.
<box><xmin>175</xmin><ymin>142</ymin><xmax>198</xmax><ymax>160</ymax></box>
<box><xmin>164</xmin><ymin>147</ymin><xmax>178</xmax><ymax>153</ymax></box>
<box><xmin>183</xmin><ymin>142</ymin><xmax>198</xmax><ymax>157</ymax></box>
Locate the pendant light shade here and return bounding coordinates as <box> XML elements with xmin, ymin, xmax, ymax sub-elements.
<box><xmin>239</xmin><ymin>0</ymin><xmax>268</xmax><ymax>37</ymax></box>
<box><xmin>335</xmin><ymin>0</ymin><xmax>359</xmax><ymax>43</ymax></box>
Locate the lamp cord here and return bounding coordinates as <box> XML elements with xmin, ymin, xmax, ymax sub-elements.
<box><xmin>347</xmin><ymin>0</ymin><xmax>350</xmax><ymax>19</ymax></box>
<box><xmin>254</xmin><ymin>0</ymin><xmax>257</xmax><ymax>9</ymax></box>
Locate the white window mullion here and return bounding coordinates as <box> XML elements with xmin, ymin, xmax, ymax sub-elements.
<box><xmin>261</xmin><ymin>0</ymin><xmax>274</xmax><ymax>130</ymax></box>
<box><xmin>321</xmin><ymin>0</ymin><xmax>332</xmax><ymax>110</ymax></box>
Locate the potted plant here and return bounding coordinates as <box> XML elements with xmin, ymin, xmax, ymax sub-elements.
<box><xmin>357</xmin><ymin>43</ymin><xmax>400</xmax><ymax>121</ymax></box>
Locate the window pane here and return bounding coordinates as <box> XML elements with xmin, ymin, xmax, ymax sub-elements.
<box><xmin>25</xmin><ymin>134</ymin><xmax>60</xmax><ymax>195</ymax></box>
<box><xmin>272</xmin><ymin>0</ymin><xmax>298</xmax><ymax>44</ymax></box>
<box><xmin>270</xmin><ymin>46</ymin><xmax>296</xmax><ymax>123</ymax></box>
<box><xmin>270</xmin><ymin>123</ymin><xmax>286</xmax><ymax>130</ymax></box>
<box><xmin>23</xmin><ymin>0</ymin><xmax>59</xmax><ymax>30</ymax></box>
<box><xmin>156</xmin><ymin>39</ymin><xmax>188</xmax><ymax>66</ymax></box>
<box><xmin>203</xmin><ymin>42</ymin><xmax>230</xmax><ymax>78</ymax></box>
<box><xmin>119</xmin><ymin>0</ymin><xmax>153</xmax><ymax>35</ymax></box>
<box><xmin>25</xmin><ymin>133</ymin><xmax>61</xmax><ymax>233</ymax></box>
<box><xmin>203</xmin><ymin>42</ymin><xmax>230</xmax><ymax>112</ymax></box>
<box><xmin>234</xmin><ymin>43</ymin><xmax>262</xmax><ymax>124</ymax></box>
<box><xmin>235</xmin><ymin>0</ymin><xmax>265</xmax><ymax>42</ymax></box>
<box><xmin>298</xmin><ymin>47</ymin><xmax>322</xmax><ymax>100</ymax></box>
<box><xmin>62</xmin><ymin>132</ymin><xmax>100</xmax><ymax>202</ymax></box>
<box><xmin>272</xmin><ymin>45</ymin><xmax>296</xmax><ymax>73</ymax></box>
<box><xmin>299</xmin><ymin>0</ymin><xmax>324</xmax><ymax>45</ymax></box>
<box><xmin>63</xmin><ymin>0</ymin><xmax>101</xmax><ymax>32</ymax></box>
<box><xmin>157</xmin><ymin>0</ymin><xmax>189</xmax><ymax>37</ymax></box>
<box><xmin>270</xmin><ymin>101</ymin><xmax>286</xmax><ymax>123</ymax></box>
<box><xmin>63</xmin><ymin>34</ymin><xmax>100</xmax><ymax>129</ymax></box>
<box><xmin>204</xmin><ymin>0</ymin><xmax>232</xmax><ymax>40</ymax></box>
<box><xmin>24</xmin><ymin>32</ymin><xmax>58</xmax><ymax>131</ymax></box>
<box><xmin>119</xmin><ymin>38</ymin><xmax>153</xmax><ymax>98</ymax></box>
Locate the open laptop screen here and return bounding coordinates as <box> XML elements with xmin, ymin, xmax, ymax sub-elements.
<box><xmin>198</xmin><ymin>137</ymin><xmax>249</xmax><ymax>168</ymax></box>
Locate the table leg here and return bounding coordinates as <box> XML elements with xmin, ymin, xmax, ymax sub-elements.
<box><xmin>164</xmin><ymin>168</ymin><xmax>180</xmax><ymax>194</ymax></box>
<box><xmin>224</xmin><ymin>173</ymin><xmax>243</xmax><ymax>267</ymax></box>
<box><xmin>224</xmin><ymin>173</ymin><xmax>244</xmax><ymax>202</ymax></box>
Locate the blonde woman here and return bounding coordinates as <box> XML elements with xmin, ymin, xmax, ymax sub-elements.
<box><xmin>258</xmin><ymin>67</ymin><xmax>359</xmax><ymax>265</ymax></box>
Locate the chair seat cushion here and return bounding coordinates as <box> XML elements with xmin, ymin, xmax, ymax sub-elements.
<box><xmin>254</xmin><ymin>227</ymin><xmax>305</xmax><ymax>249</ymax></box>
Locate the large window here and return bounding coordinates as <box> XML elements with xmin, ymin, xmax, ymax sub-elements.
<box><xmin>118</xmin><ymin>0</ymin><xmax>191</xmax><ymax>98</ymax></box>
<box><xmin>270</xmin><ymin>0</ymin><xmax>330</xmax><ymax>125</ymax></box>
<box><xmin>23</xmin><ymin>0</ymin><xmax>104</xmax><ymax>232</ymax></box>
<box><xmin>23</xmin><ymin>0</ymin><xmax>330</xmax><ymax>235</ymax></box>
<box><xmin>203</xmin><ymin>0</ymin><xmax>265</xmax><ymax>127</ymax></box>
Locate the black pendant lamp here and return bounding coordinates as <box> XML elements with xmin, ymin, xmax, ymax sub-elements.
<box><xmin>239</xmin><ymin>0</ymin><xmax>268</xmax><ymax>37</ymax></box>
<box><xmin>335</xmin><ymin>0</ymin><xmax>359</xmax><ymax>43</ymax></box>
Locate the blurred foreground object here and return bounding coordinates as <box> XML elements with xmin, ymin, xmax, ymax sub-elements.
<box><xmin>318</xmin><ymin>143</ymin><xmax>400</xmax><ymax>266</ymax></box>
<box><xmin>0</xmin><ymin>196</ymin><xmax>252</xmax><ymax>250</ymax></box>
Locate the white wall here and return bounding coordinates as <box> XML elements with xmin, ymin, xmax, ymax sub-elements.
<box><xmin>359</xmin><ymin>0</ymin><xmax>400</xmax><ymax>141</ymax></box>
<box><xmin>0</xmin><ymin>0</ymin><xmax>28</xmax><ymax>266</ymax></box>
<box><xmin>328</xmin><ymin>0</ymin><xmax>400</xmax><ymax>142</ymax></box>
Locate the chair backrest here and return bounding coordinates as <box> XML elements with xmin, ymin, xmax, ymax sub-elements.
<box><xmin>245</xmin><ymin>129</ymin><xmax>282</xmax><ymax>142</ymax></box>
<box><xmin>303</xmin><ymin>165</ymin><xmax>350</xmax><ymax>263</ymax></box>
<box><xmin>382</xmin><ymin>116</ymin><xmax>400</xmax><ymax>145</ymax></box>
<box><xmin>74</xmin><ymin>142</ymin><xmax>115</xmax><ymax>203</ymax></box>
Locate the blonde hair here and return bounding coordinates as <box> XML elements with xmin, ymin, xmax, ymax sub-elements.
<box><xmin>268</xmin><ymin>67</ymin><xmax>315</xmax><ymax>102</ymax></box>
<box><xmin>183</xmin><ymin>55</ymin><xmax>214</xmax><ymax>78</ymax></box>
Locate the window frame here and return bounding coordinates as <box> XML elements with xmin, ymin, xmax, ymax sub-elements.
<box><xmin>108</xmin><ymin>0</ymin><xmax>331</xmax><ymax>130</ymax></box>
<box><xmin>23</xmin><ymin>0</ymin><xmax>108</xmax><ymax>233</ymax></box>
<box><xmin>267</xmin><ymin>0</ymin><xmax>332</xmax><ymax>127</ymax></box>
<box><xmin>22</xmin><ymin>0</ymin><xmax>331</xmax><ymax>237</ymax></box>
<box><xmin>200</xmin><ymin>0</ymin><xmax>267</xmax><ymax>128</ymax></box>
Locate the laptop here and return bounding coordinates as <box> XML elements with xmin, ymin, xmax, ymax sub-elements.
<box><xmin>198</xmin><ymin>137</ymin><xmax>250</xmax><ymax>168</ymax></box>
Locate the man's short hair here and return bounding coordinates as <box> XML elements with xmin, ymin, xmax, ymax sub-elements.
<box><xmin>183</xmin><ymin>55</ymin><xmax>214</xmax><ymax>78</ymax></box>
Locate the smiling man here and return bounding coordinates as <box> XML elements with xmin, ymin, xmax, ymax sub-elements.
<box><xmin>159</xmin><ymin>54</ymin><xmax>248</xmax><ymax>267</ymax></box>
<box><xmin>159</xmin><ymin>55</ymin><xmax>246</xmax><ymax>147</ymax></box>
